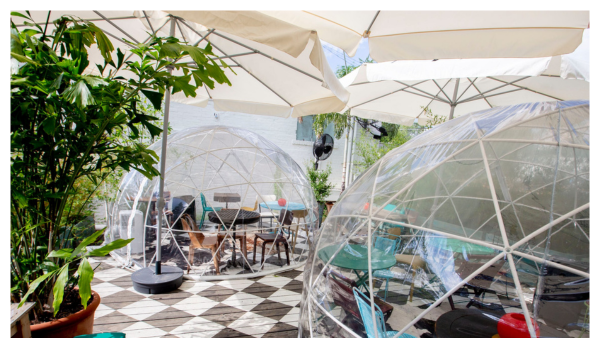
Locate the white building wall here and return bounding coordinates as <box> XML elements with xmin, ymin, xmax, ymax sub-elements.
<box><xmin>168</xmin><ymin>101</ymin><xmax>348</xmax><ymax>201</ymax></box>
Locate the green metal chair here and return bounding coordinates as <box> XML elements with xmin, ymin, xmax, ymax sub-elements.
<box><xmin>199</xmin><ymin>193</ymin><xmax>222</xmax><ymax>228</ymax></box>
<box><xmin>371</xmin><ymin>236</ymin><xmax>401</xmax><ymax>299</ymax></box>
<box><xmin>353</xmin><ymin>287</ymin><xmax>415</xmax><ymax>338</ymax></box>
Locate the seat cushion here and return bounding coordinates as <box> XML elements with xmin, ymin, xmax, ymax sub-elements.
<box><xmin>255</xmin><ymin>233</ymin><xmax>287</xmax><ymax>242</ymax></box>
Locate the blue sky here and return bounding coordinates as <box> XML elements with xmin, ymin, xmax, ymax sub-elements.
<box><xmin>322</xmin><ymin>38</ymin><xmax>371</xmax><ymax>75</ymax></box>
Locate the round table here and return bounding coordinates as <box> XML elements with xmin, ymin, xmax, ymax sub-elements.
<box><xmin>318</xmin><ymin>243</ymin><xmax>396</xmax><ymax>288</ymax></box>
<box><xmin>259</xmin><ymin>201</ymin><xmax>306</xmax><ymax>211</ymax></box>
<box><xmin>208</xmin><ymin>209</ymin><xmax>260</xmax><ymax>267</ymax></box>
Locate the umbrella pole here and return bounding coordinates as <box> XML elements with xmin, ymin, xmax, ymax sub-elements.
<box><xmin>347</xmin><ymin>119</ymin><xmax>357</xmax><ymax>183</ymax></box>
<box><xmin>131</xmin><ymin>16</ymin><xmax>183</xmax><ymax>294</ymax></box>
<box><xmin>340</xmin><ymin>115</ymin><xmax>350</xmax><ymax>192</ymax></box>
<box><xmin>448</xmin><ymin>78</ymin><xmax>460</xmax><ymax>120</ymax></box>
<box><xmin>155</xmin><ymin>17</ymin><xmax>177</xmax><ymax>275</ymax></box>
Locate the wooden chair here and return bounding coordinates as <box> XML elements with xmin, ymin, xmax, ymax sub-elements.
<box><xmin>181</xmin><ymin>214</ymin><xmax>221</xmax><ymax>275</ymax></box>
<box><xmin>253</xmin><ymin>233</ymin><xmax>290</xmax><ymax>268</ymax></box>
<box><xmin>240</xmin><ymin>197</ymin><xmax>258</xmax><ymax>212</ymax></box>
<box><xmin>328</xmin><ymin>270</ymin><xmax>394</xmax><ymax>322</ymax></box>
<box><xmin>290</xmin><ymin>209</ymin><xmax>311</xmax><ymax>251</ymax></box>
<box><xmin>394</xmin><ymin>254</ymin><xmax>427</xmax><ymax>302</ymax></box>
<box><xmin>216</xmin><ymin>224</ymin><xmax>248</xmax><ymax>260</ymax></box>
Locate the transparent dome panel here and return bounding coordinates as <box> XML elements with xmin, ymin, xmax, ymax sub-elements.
<box><xmin>300</xmin><ymin>101</ymin><xmax>589</xmax><ymax>338</ymax></box>
<box><xmin>108</xmin><ymin>126</ymin><xmax>318</xmax><ymax>279</ymax></box>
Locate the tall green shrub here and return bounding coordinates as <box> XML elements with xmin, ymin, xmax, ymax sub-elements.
<box><xmin>11</xmin><ymin>12</ymin><xmax>232</xmax><ymax>319</ymax></box>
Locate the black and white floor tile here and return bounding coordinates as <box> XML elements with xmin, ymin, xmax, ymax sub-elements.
<box><xmin>90</xmin><ymin>257</ymin><xmax>304</xmax><ymax>338</ymax></box>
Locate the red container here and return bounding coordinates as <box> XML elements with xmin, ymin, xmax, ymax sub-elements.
<box><xmin>497</xmin><ymin>313</ymin><xmax>540</xmax><ymax>338</ymax></box>
<box><xmin>278</xmin><ymin>198</ymin><xmax>287</xmax><ymax>206</ymax></box>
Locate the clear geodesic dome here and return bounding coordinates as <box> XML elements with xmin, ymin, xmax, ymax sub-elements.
<box><xmin>107</xmin><ymin>126</ymin><xmax>318</xmax><ymax>279</ymax></box>
<box><xmin>300</xmin><ymin>101</ymin><xmax>589</xmax><ymax>338</ymax></box>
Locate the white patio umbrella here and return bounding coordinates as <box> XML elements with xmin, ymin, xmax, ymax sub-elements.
<box><xmin>12</xmin><ymin>11</ymin><xmax>348</xmax><ymax>117</ymax></box>
<box><xmin>338</xmin><ymin>29</ymin><xmax>589</xmax><ymax>126</ymax></box>
<box><xmin>260</xmin><ymin>11</ymin><xmax>589</xmax><ymax>62</ymax></box>
<box><xmin>12</xmin><ymin>10</ymin><xmax>348</xmax><ymax>285</ymax></box>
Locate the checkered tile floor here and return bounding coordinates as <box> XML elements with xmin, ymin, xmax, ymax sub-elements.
<box><xmin>90</xmin><ymin>257</ymin><xmax>303</xmax><ymax>337</ymax></box>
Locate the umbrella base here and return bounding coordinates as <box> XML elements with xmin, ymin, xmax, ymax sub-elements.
<box><xmin>131</xmin><ymin>266</ymin><xmax>183</xmax><ymax>294</ymax></box>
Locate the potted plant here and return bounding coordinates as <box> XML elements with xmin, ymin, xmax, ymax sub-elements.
<box><xmin>10</xmin><ymin>11</ymin><xmax>231</xmax><ymax>337</ymax></box>
<box><xmin>305</xmin><ymin>163</ymin><xmax>334</xmax><ymax>227</ymax></box>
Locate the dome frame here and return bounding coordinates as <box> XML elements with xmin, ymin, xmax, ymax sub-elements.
<box><xmin>108</xmin><ymin>126</ymin><xmax>319</xmax><ymax>280</ymax></box>
<box><xmin>300</xmin><ymin>101</ymin><xmax>589</xmax><ymax>338</ymax></box>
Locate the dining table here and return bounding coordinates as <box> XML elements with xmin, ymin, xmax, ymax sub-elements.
<box><xmin>318</xmin><ymin>243</ymin><xmax>396</xmax><ymax>289</ymax></box>
<box><xmin>259</xmin><ymin>201</ymin><xmax>306</xmax><ymax>211</ymax></box>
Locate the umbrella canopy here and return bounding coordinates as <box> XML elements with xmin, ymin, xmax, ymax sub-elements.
<box><xmin>260</xmin><ymin>11</ymin><xmax>589</xmax><ymax>62</ymax></box>
<box><xmin>11</xmin><ymin>10</ymin><xmax>347</xmax><ymax>279</ymax></box>
<box><xmin>12</xmin><ymin>10</ymin><xmax>349</xmax><ymax>117</ymax></box>
<box><xmin>338</xmin><ymin>30</ymin><xmax>589</xmax><ymax>125</ymax></box>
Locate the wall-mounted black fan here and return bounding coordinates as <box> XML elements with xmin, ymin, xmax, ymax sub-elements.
<box><xmin>356</xmin><ymin>118</ymin><xmax>388</xmax><ymax>140</ymax></box>
<box><xmin>313</xmin><ymin>133</ymin><xmax>334</xmax><ymax>170</ymax></box>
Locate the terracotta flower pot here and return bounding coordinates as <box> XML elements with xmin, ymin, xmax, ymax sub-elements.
<box><xmin>31</xmin><ymin>290</ymin><xmax>101</xmax><ymax>338</ymax></box>
<box><xmin>325</xmin><ymin>201</ymin><xmax>335</xmax><ymax>213</ymax></box>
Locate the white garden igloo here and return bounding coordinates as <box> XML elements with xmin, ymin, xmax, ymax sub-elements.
<box><xmin>300</xmin><ymin>101</ymin><xmax>589</xmax><ymax>338</ymax></box>
<box><xmin>107</xmin><ymin>126</ymin><xmax>318</xmax><ymax>279</ymax></box>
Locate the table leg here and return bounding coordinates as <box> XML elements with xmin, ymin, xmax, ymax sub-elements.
<box><xmin>353</xmin><ymin>270</ymin><xmax>371</xmax><ymax>291</ymax></box>
<box><xmin>231</xmin><ymin>224</ymin><xmax>237</xmax><ymax>267</ymax></box>
<box><xmin>259</xmin><ymin>205</ymin><xmax>263</xmax><ymax>233</ymax></box>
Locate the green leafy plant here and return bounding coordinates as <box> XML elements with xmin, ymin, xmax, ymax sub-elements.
<box><xmin>313</xmin><ymin>110</ymin><xmax>351</xmax><ymax>139</ymax></box>
<box><xmin>353</xmin><ymin>126</ymin><xmax>412</xmax><ymax>173</ymax></box>
<box><xmin>19</xmin><ymin>228</ymin><xmax>132</xmax><ymax>316</ymax></box>
<box><xmin>305</xmin><ymin>163</ymin><xmax>334</xmax><ymax>225</ymax></box>
<box><xmin>11</xmin><ymin>11</ymin><xmax>232</xmax><ymax>320</ymax></box>
<box><xmin>422</xmin><ymin>106</ymin><xmax>447</xmax><ymax>129</ymax></box>
<box><xmin>353</xmin><ymin>107</ymin><xmax>447</xmax><ymax>174</ymax></box>
<box><xmin>305</xmin><ymin>163</ymin><xmax>334</xmax><ymax>204</ymax></box>
<box><xmin>313</xmin><ymin>57</ymin><xmax>374</xmax><ymax>137</ymax></box>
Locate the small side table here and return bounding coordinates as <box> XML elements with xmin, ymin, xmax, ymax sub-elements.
<box><xmin>11</xmin><ymin>302</ymin><xmax>35</xmax><ymax>338</ymax></box>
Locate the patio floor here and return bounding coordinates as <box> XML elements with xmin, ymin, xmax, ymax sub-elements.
<box><xmin>89</xmin><ymin>256</ymin><xmax>303</xmax><ymax>338</ymax></box>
